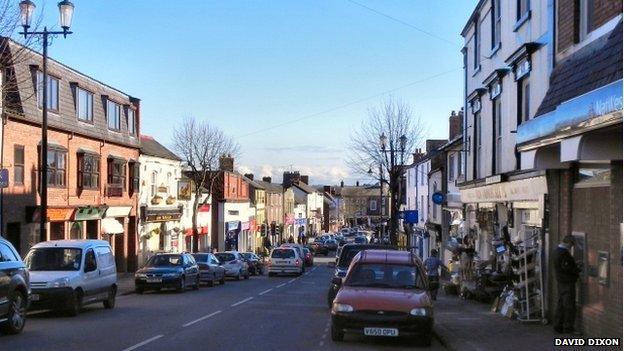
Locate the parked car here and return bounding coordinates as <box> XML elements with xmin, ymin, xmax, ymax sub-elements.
<box><xmin>215</xmin><ymin>251</ymin><xmax>249</xmax><ymax>280</ymax></box>
<box><xmin>323</xmin><ymin>239</ymin><xmax>338</xmax><ymax>251</ymax></box>
<box><xmin>310</xmin><ymin>241</ymin><xmax>329</xmax><ymax>256</ymax></box>
<box><xmin>353</xmin><ymin>235</ymin><xmax>368</xmax><ymax>244</ymax></box>
<box><xmin>241</xmin><ymin>252</ymin><xmax>264</xmax><ymax>275</ymax></box>
<box><xmin>330</xmin><ymin>250</ymin><xmax>434</xmax><ymax>345</ymax></box>
<box><xmin>135</xmin><ymin>253</ymin><xmax>200</xmax><ymax>294</ymax></box>
<box><xmin>192</xmin><ymin>253</ymin><xmax>226</xmax><ymax>286</ymax></box>
<box><xmin>25</xmin><ymin>240</ymin><xmax>117</xmax><ymax>316</ymax></box>
<box><xmin>268</xmin><ymin>247</ymin><xmax>303</xmax><ymax>276</ymax></box>
<box><xmin>280</xmin><ymin>243</ymin><xmax>306</xmax><ymax>272</ymax></box>
<box><xmin>0</xmin><ymin>238</ymin><xmax>29</xmax><ymax>334</ymax></box>
<box><xmin>302</xmin><ymin>247</ymin><xmax>314</xmax><ymax>267</ymax></box>
<box><xmin>335</xmin><ymin>235</ymin><xmax>347</xmax><ymax>247</ymax></box>
<box><xmin>327</xmin><ymin>244</ymin><xmax>394</xmax><ymax>307</ymax></box>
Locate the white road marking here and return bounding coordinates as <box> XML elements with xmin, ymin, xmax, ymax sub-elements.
<box><xmin>259</xmin><ymin>288</ymin><xmax>272</xmax><ymax>295</ymax></box>
<box><xmin>276</xmin><ymin>283</ymin><xmax>286</xmax><ymax>288</ymax></box>
<box><xmin>231</xmin><ymin>297</ymin><xmax>253</xmax><ymax>307</ymax></box>
<box><xmin>122</xmin><ymin>334</ymin><xmax>164</xmax><ymax>351</ymax></box>
<box><xmin>182</xmin><ymin>310</ymin><xmax>222</xmax><ymax>327</ymax></box>
<box><xmin>288</xmin><ymin>278</ymin><xmax>296</xmax><ymax>283</ymax></box>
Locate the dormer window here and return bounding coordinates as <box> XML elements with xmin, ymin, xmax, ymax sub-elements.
<box><xmin>106</xmin><ymin>100</ymin><xmax>122</xmax><ymax>131</ymax></box>
<box><xmin>76</xmin><ymin>87</ymin><xmax>93</xmax><ymax>122</ymax></box>
<box><xmin>36</xmin><ymin>71</ymin><xmax>59</xmax><ymax>112</ymax></box>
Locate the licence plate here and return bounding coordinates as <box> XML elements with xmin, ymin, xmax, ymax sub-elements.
<box><xmin>30</xmin><ymin>294</ymin><xmax>40</xmax><ymax>301</ymax></box>
<box><xmin>146</xmin><ymin>278</ymin><xmax>162</xmax><ymax>283</ymax></box>
<box><xmin>364</xmin><ymin>328</ymin><xmax>399</xmax><ymax>337</ymax></box>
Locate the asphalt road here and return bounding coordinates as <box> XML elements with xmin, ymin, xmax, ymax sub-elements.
<box><xmin>1</xmin><ymin>257</ymin><xmax>444</xmax><ymax>351</ymax></box>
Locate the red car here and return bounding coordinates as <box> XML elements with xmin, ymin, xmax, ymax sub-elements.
<box><xmin>330</xmin><ymin>250</ymin><xmax>434</xmax><ymax>345</ymax></box>
<box><xmin>303</xmin><ymin>247</ymin><xmax>314</xmax><ymax>267</ymax></box>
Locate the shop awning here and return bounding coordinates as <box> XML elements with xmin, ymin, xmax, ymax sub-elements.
<box><xmin>105</xmin><ymin>206</ymin><xmax>132</xmax><ymax>218</ymax></box>
<box><xmin>27</xmin><ymin>206</ymin><xmax>75</xmax><ymax>223</ymax></box>
<box><xmin>101</xmin><ymin>217</ymin><xmax>124</xmax><ymax>235</ymax></box>
<box><xmin>74</xmin><ymin>206</ymin><xmax>107</xmax><ymax>221</ymax></box>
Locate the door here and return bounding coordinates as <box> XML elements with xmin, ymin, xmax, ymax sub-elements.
<box><xmin>82</xmin><ymin>248</ymin><xmax>100</xmax><ymax>301</ymax></box>
<box><xmin>210</xmin><ymin>255</ymin><xmax>222</xmax><ymax>279</ymax></box>
<box><xmin>6</xmin><ymin>223</ymin><xmax>21</xmax><ymax>255</ymax></box>
<box><xmin>50</xmin><ymin>222</ymin><xmax>65</xmax><ymax>240</ymax></box>
<box><xmin>86</xmin><ymin>220</ymin><xmax>98</xmax><ymax>239</ymax></box>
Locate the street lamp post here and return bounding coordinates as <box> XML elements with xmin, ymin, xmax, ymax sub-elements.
<box><xmin>19</xmin><ymin>0</ymin><xmax>75</xmax><ymax>243</ymax></box>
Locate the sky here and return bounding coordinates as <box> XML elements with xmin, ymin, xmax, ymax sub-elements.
<box><xmin>29</xmin><ymin>0</ymin><xmax>477</xmax><ymax>185</ymax></box>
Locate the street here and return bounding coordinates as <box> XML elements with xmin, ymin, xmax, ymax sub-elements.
<box><xmin>1</xmin><ymin>257</ymin><xmax>444</xmax><ymax>351</ymax></box>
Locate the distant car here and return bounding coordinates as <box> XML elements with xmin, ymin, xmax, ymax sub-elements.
<box><xmin>268</xmin><ymin>247</ymin><xmax>304</xmax><ymax>276</ymax></box>
<box><xmin>302</xmin><ymin>247</ymin><xmax>314</xmax><ymax>267</ymax></box>
<box><xmin>241</xmin><ymin>252</ymin><xmax>264</xmax><ymax>275</ymax></box>
<box><xmin>215</xmin><ymin>251</ymin><xmax>249</xmax><ymax>280</ymax></box>
<box><xmin>310</xmin><ymin>242</ymin><xmax>329</xmax><ymax>256</ymax></box>
<box><xmin>327</xmin><ymin>244</ymin><xmax>394</xmax><ymax>307</ymax></box>
<box><xmin>335</xmin><ymin>235</ymin><xmax>347</xmax><ymax>246</ymax></box>
<box><xmin>330</xmin><ymin>250</ymin><xmax>434</xmax><ymax>345</ymax></box>
<box><xmin>353</xmin><ymin>236</ymin><xmax>368</xmax><ymax>244</ymax></box>
<box><xmin>192</xmin><ymin>253</ymin><xmax>226</xmax><ymax>286</ymax></box>
<box><xmin>0</xmin><ymin>238</ymin><xmax>29</xmax><ymax>334</ymax></box>
<box><xmin>135</xmin><ymin>253</ymin><xmax>200</xmax><ymax>293</ymax></box>
<box><xmin>324</xmin><ymin>239</ymin><xmax>338</xmax><ymax>251</ymax></box>
<box><xmin>26</xmin><ymin>240</ymin><xmax>117</xmax><ymax>316</ymax></box>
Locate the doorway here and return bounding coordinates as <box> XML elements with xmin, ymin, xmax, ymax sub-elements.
<box><xmin>86</xmin><ymin>220</ymin><xmax>98</xmax><ymax>239</ymax></box>
<box><xmin>6</xmin><ymin>222</ymin><xmax>21</xmax><ymax>254</ymax></box>
<box><xmin>50</xmin><ymin>222</ymin><xmax>64</xmax><ymax>240</ymax></box>
<box><xmin>127</xmin><ymin>216</ymin><xmax>137</xmax><ymax>271</ymax></box>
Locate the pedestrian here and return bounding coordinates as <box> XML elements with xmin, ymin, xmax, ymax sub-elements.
<box><xmin>554</xmin><ymin>235</ymin><xmax>581</xmax><ymax>334</ymax></box>
<box><xmin>424</xmin><ymin>249</ymin><xmax>447</xmax><ymax>300</ymax></box>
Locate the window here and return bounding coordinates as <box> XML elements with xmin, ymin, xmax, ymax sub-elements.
<box><xmin>370</xmin><ymin>200</ymin><xmax>377</xmax><ymax>211</ymax></box>
<box><xmin>150</xmin><ymin>171</ymin><xmax>157</xmax><ymax>197</ymax></box>
<box><xmin>127</xmin><ymin>108</ymin><xmax>136</xmax><ymax>135</ymax></box>
<box><xmin>107</xmin><ymin>158</ymin><xmax>126</xmax><ymax>189</ymax></box>
<box><xmin>578</xmin><ymin>0</ymin><xmax>595</xmax><ymax>41</ymax></box>
<box><xmin>129</xmin><ymin>162</ymin><xmax>140</xmax><ymax>195</ymax></box>
<box><xmin>47</xmin><ymin>148</ymin><xmax>66</xmax><ymax>187</ymax></box>
<box><xmin>493</xmin><ymin>98</ymin><xmax>502</xmax><ymax>174</ymax></box>
<box><xmin>420</xmin><ymin>195</ymin><xmax>425</xmax><ymax>220</ymax></box>
<box><xmin>517</xmin><ymin>0</ymin><xmax>530</xmax><ymax>20</ymax></box>
<box><xmin>518</xmin><ymin>78</ymin><xmax>531</xmax><ymax>124</ymax></box>
<box><xmin>448</xmin><ymin>155</ymin><xmax>455</xmax><ymax>181</ymax></box>
<box><xmin>36</xmin><ymin>71</ymin><xmax>59</xmax><ymax>112</ymax></box>
<box><xmin>491</xmin><ymin>0</ymin><xmax>501</xmax><ymax>49</ymax></box>
<box><xmin>107</xmin><ymin>100</ymin><xmax>122</xmax><ymax>131</ymax></box>
<box><xmin>0</xmin><ymin>243</ymin><xmax>18</xmax><ymax>262</ymax></box>
<box><xmin>458</xmin><ymin>150</ymin><xmax>463</xmax><ymax>178</ymax></box>
<box><xmin>76</xmin><ymin>87</ymin><xmax>93</xmax><ymax>122</ymax></box>
<box><xmin>473</xmin><ymin>21</ymin><xmax>480</xmax><ymax>69</ymax></box>
<box><xmin>78</xmin><ymin>154</ymin><xmax>100</xmax><ymax>189</ymax></box>
<box><xmin>167</xmin><ymin>172</ymin><xmax>172</xmax><ymax>193</ymax></box>
<box><xmin>84</xmin><ymin>249</ymin><xmax>97</xmax><ymax>272</ymax></box>
<box><xmin>575</xmin><ymin>165</ymin><xmax>610</xmax><ymax>188</ymax></box>
<box><xmin>14</xmin><ymin>145</ymin><xmax>24</xmax><ymax>185</ymax></box>
<box><xmin>475</xmin><ymin>113</ymin><xmax>482</xmax><ymax>179</ymax></box>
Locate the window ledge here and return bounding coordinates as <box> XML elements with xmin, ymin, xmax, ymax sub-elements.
<box><xmin>471</xmin><ymin>64</ymin><xmax>482</xmax><ymax>77</ymax></box>
<box><xmin>513</xmin><ymin>11</ymin><xmax>531</xmax><ymax>32</ymax></box>
<box><xmin>488</xmin><ymin>43</ymin><xmax>501</xmax><ymax>58</ymax></box>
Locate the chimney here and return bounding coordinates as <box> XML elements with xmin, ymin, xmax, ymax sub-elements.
<box><xmin>300</xmin><ymin>175</ymin><xmax>309</xmax><ymax>185</ymax></box>
<box><xmin>323</xmin><ymin>185</ymin><xmax>331</xmax><ymax>193</ymax></box>
<box><xmin>340</xmin><ymin>180</ymin><xmax>344</xmax><ymax>188</ymax></box>
<box><xmin>413</xmin><ymin>148</ymin><xmax>425</xmax><ymax>163</ymax></box>
<box><xmin>282</xmin><ymin>171</ymin><xmax>301</xmax><ymax>188</ymax></box>
<box><xmin>356</xmin><ymin>180</ymin><xmax>360</xmax><ymax>187</ymax></box>
<box><xmin>219</xmin><ymin>154</ymin><xmax>234</xmax><ymax>172</ymax></box>
<box><xmin>449</xmin><ymin>109</ymin><xmax>463</xmax><ymax>140</ymax></box>
<box><xmin>262</xmin><ymin>176</ymin><xmax>272</xmax><ymax>183</ymax></box>
<box><xmin>244</xmin><ymin>173</ymin><xmax>254</xmax><ymax>180</ymax></box>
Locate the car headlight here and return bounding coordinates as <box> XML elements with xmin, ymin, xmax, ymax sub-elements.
<box><xmin>332</xmin><ymin>303</ymin><xmax>354</xmax><ymax>313</ymax></box>
<box><xmin>410</xmin><ymin>308</ymin><xmax>428</xmax><ymax>316</ymax></box>
<box><xmin>135</xmin><ymin>273</ymin><xmax>147</xmax><ymax>278</ymax></box>
<box><xmin>49</xmin><ymin>277</ymin><xmax>70</xmax><ymax>288</ymax></box>
<box><xmin>163</xmin><ymin>273</ymin><xmax>180</xmax><ymax>278</ymax></box>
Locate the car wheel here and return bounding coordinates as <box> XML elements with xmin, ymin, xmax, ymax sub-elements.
<box><xmin>66</xmin><ymin>290</ymin><xmax>83</xmax><ymax>317</ymax></box>
<box><xmin>192</xmin><ymin>276</ymin><xmax>200</xmax><ymax>290</ymax></box>
<box><xmin>1</xmin><ymin>290</ymin><xmax>26</xmax><ymax>334</ymax></box>
<box><xmin>135</xmin><ymin>287</ymin><xmax>144</xmax><ymax>294</ymax></box>
<box><xmin>330</xmin><ymin>325</ymin><xmax>344</xmax><ymax>342</ymax></box>
<box><xmin>220</xmin><ymin>274</ymin><xmax>226</xmax><ymax>285</ymax></box>
<box><xmin>103</xmin><ymin>286</ymin><xmax>116</xmax><ymax>309</ymax></box>
<box><xmin>176</xmin><ymin>277</ymin><xmax>185</xmax><ymax>293</ymax></box>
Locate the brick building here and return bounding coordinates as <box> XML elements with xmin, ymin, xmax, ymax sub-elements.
<box><xmin>517</xmin><ymin>2</ymin><xmax>622</xmax><ymax>336</ymax></box>
<box><xmin>0</xmin><ymin>39</ymin><xmax>140</xmax><ymax>272</ymax></box>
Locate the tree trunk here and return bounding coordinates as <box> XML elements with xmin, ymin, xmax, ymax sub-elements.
<box><xmin>389</xmin><ymin>173</ymin><xmax>401</xmax><ymax>247</ymax></box>
<box><xmin>191</xmin><ymin>187</ymin><xmax>201</xmax><ymax>253</ymax></box>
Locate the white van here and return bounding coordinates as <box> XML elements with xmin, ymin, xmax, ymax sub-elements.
<box><xmin>24</xmin><ymin>240</ymin><xmax>117</xmax><ymax>316</ymax></box>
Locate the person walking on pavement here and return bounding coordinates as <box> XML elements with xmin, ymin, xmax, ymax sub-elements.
<box><xmin>554</xmin><ymin>235</ymin><xmax>581</xmax><ymax>334</ymax></box>
<box><xmin>424</xmin><ymin>249</ymin><xmax>447</xmax><ymax>300</ymax></box>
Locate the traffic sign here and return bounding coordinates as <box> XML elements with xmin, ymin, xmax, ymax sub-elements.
<box><xmin>432</xmin><ymin>192</ymin><xmax>445</xmax><ymax>205</ymax></box>
<box><xmin>403</xmin><ymin>210</ymin><xmax>418</xmax><ymax>224</ymax></box>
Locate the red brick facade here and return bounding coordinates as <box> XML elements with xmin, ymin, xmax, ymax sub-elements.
<box><xmin>557</xmin><ymin>0</ymin><xmax>622</xmax><ymax>53</ymax></box>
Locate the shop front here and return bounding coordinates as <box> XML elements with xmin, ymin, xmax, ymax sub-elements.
<box><xmin>183</xmin><ymin>204</ymin><xmax>211</xmax><ymax>252</ymax></box>
<box><xmin>26</xmin><ymin>206</ymin><xmax>75</xmax><ymax>241</ymax></box>
<box><xmin>104</xmin><ymin>206</ymin><xmax>133</xmax><ymax>272</ymax></box>
<box><xmin>139</xmin><ymin>206</ymin><xmax>183</xmax><ymax>266</ymax></box>
<box><xmin>72</xmin><ymin>205</ymin><xmax>107</xmax><ymax>240</ymax></box>
<box><xmin>225</xmin><ymin>221</ymin><xmax>241</xmax><ymax>251</ymax></box>
<box><xmin>295</xmin><ymin>218</ymin><xmax>307</xmax><ymax>243</ymax></box>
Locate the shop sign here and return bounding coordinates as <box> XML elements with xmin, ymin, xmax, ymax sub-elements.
<box><xmin>485</xmin><ymin>175</ymin><xmax>502</xmax><ymax>184</ymax></box>
<box><xmin>460</xmin><ymin>176</ymin><xmax>547</xmax><ymax>203</ymax></box>
<box><xmin>144</xmin><ymin>207</ymin><xmax>183</xmax><ymax>222</ymax></box>
<box><xmin>74</xmin><ymin>206</ymin><xmax>107</xmax><ymax>221</ymax></box>
<box><xmin>227</xmin><ymin>221</ymin><xmax>240</xmax><ymax>231</ymax></box>
<box><xmin>198</xmin><ymin>204</ymin><xmax>211</xmax><ymax>212</ymax></box>
<box><xmin>402</xmin><ymin>210</ymin><xmax>419</xmax><ymax>224</ymax></box>
<box><xmin>295</xmin><ymin>218</ymin><xmax>306</xmax><ymax>225</ymax></box>
<box><xmin>47</xmin><ymin>207</ymin><xmax>75</xmax><ymax>222</ymax></box>
<box><xmin>178</xmin><ymin>180</ymin><xmax>193</xmax><ymax>200</ymax></box>
<box><xmin>105</xmin><ymin>206</ymin><xmax>132</xmax><ymax>218</ymax></box>
<box><xmin>432</xmin><ymin>192</ymin><xmax>445</xmax><ymax>205</ymax></box>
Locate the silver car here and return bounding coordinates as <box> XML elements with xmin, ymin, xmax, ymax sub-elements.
<box><xmin>215</xmin><ymin>251</ymin><xmax>249</xmax><ymax>280</ymax></box>
<box><xmin>268</xmin><ymin>247</ymin><xmax>303</xmax><ymax>276</ymax></box>
<box><xmin>192</xmin><ymin>253</ymin><xmax>226</xmax><ymax>286</ymax></box>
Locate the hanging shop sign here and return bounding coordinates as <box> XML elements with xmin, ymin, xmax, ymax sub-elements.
<box><xmin>227</xmin><ymin>221</ymin><xmax>240</xmax><ymax>231</ymax></box>
<box><xmin>74</xmin><ymin>206</ymin><xmax>107</xmax><ymax>221</ymax></box>
<box><xmin>143</xmin><ymin>206</ymin><xmax>183</xmax><ymax>222</ymax></box>
<box><xmin>402</xmin><ymin>210</ymin><xmax>419</xmax><ymax>224</ymax></box>
<box><xmin>178</xmin><ymin>180</ymin><xmax>193</xmax><ymax>200</ymax></box>
<box><xmin>294</xmin><ymin>218</ymin><xmax>307</xmax><ymax>225</ymax></box>
<box><xmin>460</xmin><ymin>176</ymin><xmax>547</xmax><ymax>203</ymax></box>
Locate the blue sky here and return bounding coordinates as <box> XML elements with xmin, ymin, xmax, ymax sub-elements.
<box><xmin>31</xmin><ymin>0</ymin><xmax>476</xmax><ymax>185</ymax></box>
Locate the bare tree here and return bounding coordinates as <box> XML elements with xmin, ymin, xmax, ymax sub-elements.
<box><xmin>348</xmin><ymin>97</ymin><xmax>426</xmax><ymax>246</ymax></box>
<box><xmin>173</xmin><ymin>117</ymin><xmax>239</xmax><ymax>252</ymax></box>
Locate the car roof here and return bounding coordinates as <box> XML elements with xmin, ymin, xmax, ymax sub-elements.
<box><xmin>31</xmin><ymin>239</ymin><xmax>110</xmax><ymax>249</ymax></box>
<box><xmin>354</xmin><ymin>250</ymin><xmax>417</xmax><ymax>265</ymax></box>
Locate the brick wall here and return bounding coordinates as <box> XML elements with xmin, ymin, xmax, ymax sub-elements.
<box><xmin>592</xmin><ymin>0</ymin><xmax>623</xmax><ymax>29</ymax></box>
<box><xmin>557</xmin><ymin>0</ymin><xmax>622</xmax><ymax>53</ymax></box>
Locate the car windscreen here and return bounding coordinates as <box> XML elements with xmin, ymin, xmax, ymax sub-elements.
<box><xmin>192</xmin><ymin>254</ymin><xmax>209</xmax><ymax>262</ymax></box>
<box><xmin>25</xmin><ymin>248</ymin><xmax>83</xmax><ymax>271</ymax></box>
<box><xmin>215</xmin><ymin>253</ymin><xmax>235</xmax><ymax>262</ymax></box>
<box><xmin>338</xmin><ymin>246</ymin><xmax>386</xmax><ymax>268</ymax></box>
<box><xmin>345</xmin><ymin>263</ymin><xmax>426</xmax><ymax>290</ymax></box>
<box><xmin>146</xmin><ymin>255</ymin><xmax>182</xmax><ymax>267</ymax></box>
<box><xmin>241</xmin><ymin>253</ymin><xmax>253</xmax><ymax>260</ymax></box>
<box><xmin>271</xmin><ymin>249</ymin><xmax>295</xmax><ymax>259</ymax></box>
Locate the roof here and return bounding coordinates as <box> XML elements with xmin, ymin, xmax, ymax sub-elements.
<box><xmin>32</xmin><ymin>240</ymin><xmax>110</xmax><ymax>249</ymax></box>
<box><xmin>337</xmin><ymin>185</ymin><xmax>386</xmax><ymax>197</ymax></box>
<box><xmin>355</xmin><ymin>249</ymin><xmax>415</xmax><ymax>265</ymax></box>
<box><xmin>460</xmin><ymin>0</ymin><xmax>487</xmax><ymax>37</ymax></box>
<box><xmin>140</xmin><ymin>136</ymin><xmax>182</xmax><ymax>161</ymax></box>
<box><xmin>293</xmin><ymin>182</ymin><xmax>319</xmax><ymax>194</ymax></box>
<box><xmin>243</xmin><ymin>176</ymin><xmax>265</xmax><ymax>190</ymax></box>
<box><xmin>257</xmin><ymin>181</ymin><xmax>283</xmax><ymax>193</ymax></box>
<box><xmin>536</xmin><ymin>21</ymin><xmax>623</xmax><ymax>116</ymax></box>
